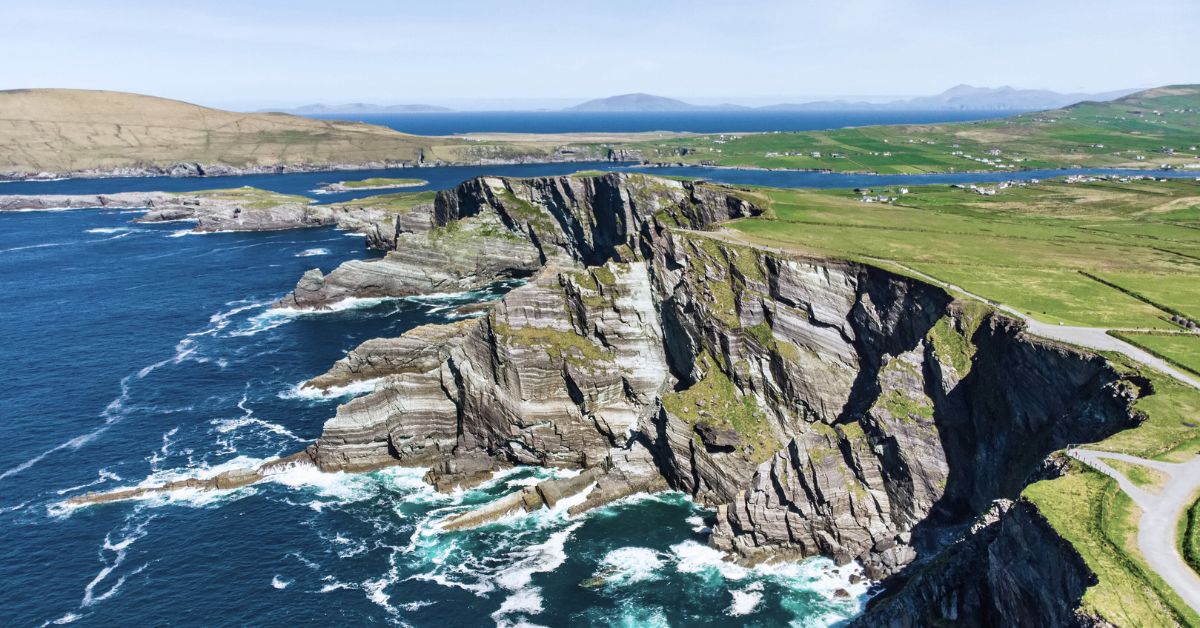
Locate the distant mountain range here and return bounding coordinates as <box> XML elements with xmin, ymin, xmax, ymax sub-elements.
<box><xmin>265</xmin><ymin>86</ymin><xmax>1141</xmax><ymax>115</ymax></box>
<box><xmin>568</xmin><ymin>85</ymin><xmax>1141</xmax><ymax>112</ymax></box>
<box><xmin>564</xmin><ymin>93</ymin><xmax>748</xmax><ymax>112</ymax></box>
<box><xmin>265</xmin><ymin>103</ymin><xmax>453</xmax><ymax>114</ymax></box>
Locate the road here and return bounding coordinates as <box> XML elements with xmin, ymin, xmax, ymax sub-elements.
<box><xmin>1069</xmin><ymin>449</ymin><xmax>1200</xmax><ymax>614</ymax></box>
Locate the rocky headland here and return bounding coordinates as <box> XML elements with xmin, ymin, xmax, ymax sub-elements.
<box><xmin>63</xmin><ymin>172</ymin><xmax>1151</xmax><ymax>625</ymax></box>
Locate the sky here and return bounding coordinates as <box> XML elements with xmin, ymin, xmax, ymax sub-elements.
<box><xmin>2</xmin><ymin>0</ymin><xmax>1197</xmax><ymax>110</ymax></box>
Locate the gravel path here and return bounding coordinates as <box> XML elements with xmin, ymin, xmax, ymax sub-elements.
<box><xmin>1069</xmin><ymin>449</ymin><xmax>1200</xmax><ymax>614</ymax></box>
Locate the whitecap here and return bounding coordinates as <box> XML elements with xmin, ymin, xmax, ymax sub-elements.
<box><xmin>85</xmin><ymin>227</ymin><xmax>128</xmax><ymax>234</ymax></box>
<box><xmin>271</xmin><ymin>576</ymin><xmax>292</xmax><ymax>590</ymax></box>
<box><xmin>0</xmin><ymin>241</ymin><xmax>73</xmax><ymax>254</ymax></box>
<box><xmin>728</xmin><ymin>582</ymin><xmax>764</xmax><ymax>616</ymax></box>
<box><xmin>670</xmin><ymin>540</ymin><xmax>748</xmax><ymax>580</ymax></box>
<box><xmin>295</xmin><ymin>248</ymin><xmax>331</xmax><ymax>257</ymax></box>
<box><xmin>55</xmin><ymin>468</ymin><xmax>123</xmax><ymax>495</ymax></box>
<box><xmin>279</xmin><ymin>378</ymin><xmax>381</xmax><ymax>402</ymax></box>
<box><xmin>212</xmin><ymin>416</ymin><xmax>304</xmax><ymax>442</ymax></box>
<box><xmin>491</xmin><ymin>587</ymin><xmax>544</xmax><ymax>621</ymax></box>
<box><xmin>595</xmin><ymin>547</ymin><xmax>666</xmax><ymax>585</ymax></box>
<box><xmin>82</xmin><ymin>515</ymin><xmax>153</xmax><ymax>608</ymax></box>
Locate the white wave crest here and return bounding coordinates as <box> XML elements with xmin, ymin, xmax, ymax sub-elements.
<box><xmin>596</xmin><ymin>547</ymin><xmax>666</xmax><ymax>586</ymax></box>
<box><xmin>271</xmin><ymin>576</ymin><xmax>292</xmax><ymax>590</ymax></box>
<box><xmin>295</xmin><ymin>248</ymin><xmax>331</xmax><ymax>257</ymax></box>
<box><xmin>280</xmin><ymin>378</ymin><xmax>381</xmax><ymax>402</ymax></box>
<box><xmin>728</xmin><ymin>582</ymin><xmax>764</xmax><ymax>616</ymax></box>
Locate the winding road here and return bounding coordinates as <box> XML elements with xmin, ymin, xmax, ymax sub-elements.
<box><xmin>689</xmin><ymin>227</ymin><xmax>1200</xmax><ymax>610</ymax></box>
<box><xmin>1068</xmin><ymin>449</ymin><xmax>1200</xmax><ymax>614</ymax></box>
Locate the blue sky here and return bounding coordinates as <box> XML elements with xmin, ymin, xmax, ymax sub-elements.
<box><xmin>2</xmin><ymin>0</ymin><xmax>1196</xmax><ymax>110</ymax></box>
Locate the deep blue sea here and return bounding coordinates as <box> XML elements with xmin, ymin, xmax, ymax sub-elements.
<box><xmin>2</xmin><ymin>160</ymin><xmax>1194</xmax><ymax>626</ymax></box>
<box><xmin>302</xmin><ymin>110</ymin><xmax>1017</xmax><ymax>136</ymax></box>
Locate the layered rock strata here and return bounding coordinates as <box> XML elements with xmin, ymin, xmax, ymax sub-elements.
<box><xmin>66</xmin><ymin>173</ymin><xmax>1150</xmax><ymax>624</ymax></box>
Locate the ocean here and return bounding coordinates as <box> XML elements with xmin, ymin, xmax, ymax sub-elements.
<box><xmin>2</xmin><ymin>159</ymin><xmax>1192</xmax><ymax>626</ymax></box>
<box><xmin>301</xmin><ymin>110</ymin><xmax>1017</xmax><ymax>136</ymax></box>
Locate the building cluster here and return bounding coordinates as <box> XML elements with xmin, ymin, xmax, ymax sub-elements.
<box><xmin>949</xmin><ymin>180</ymin><xmax>1037</xmax><ymax>195</ymax></box>
<box><xmin>853</xmin><ymin>186</ymin><xmax>910</xmax><ymax>203</ymax></box>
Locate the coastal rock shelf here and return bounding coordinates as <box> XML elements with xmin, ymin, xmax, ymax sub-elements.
<box><xmin>65</xmin><ymin>173</ymin><xmax>1151</xmax><ymax>625</ymax></box>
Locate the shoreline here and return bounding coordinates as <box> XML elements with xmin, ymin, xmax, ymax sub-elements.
<box><xmin>0</xmin><ymin>157</ymin><xmax>1187</xmax><ymax>185</ymax></box>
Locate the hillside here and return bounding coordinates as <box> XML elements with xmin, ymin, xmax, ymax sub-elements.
<box><xmin>0</xmin><ymin>89</ymin><xmax>598</xmax><ymax>177</ymax></box>
<box><xmin>624</xmin><ymin>85</ymin><xmax>1200</xmax><ymax>173</ymax></box>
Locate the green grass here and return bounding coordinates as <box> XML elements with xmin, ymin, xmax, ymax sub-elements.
<box><xmin>1112</xmin><ymin>331</ymin><xmax>1200</xmax><ymax>376</ymax></box>
<box><xmin>492</xmin><ymin>319</ymin><xmax>613</xmax><ymax>366</ymax></box>
<box><xmin>614</xmin><ymin>86</ymin><xmax>1200</xmax><ymax>174</ymax></box>
<box><xmin>336</xmin><ymin>177</ymin><xmax>427</xmax><ymax>188</ymax></box>
<box><xmin>1088</xmin><ymin>352</ymin><xmax>1200</xmax><ymax>462</ymax></box>
<box><xmin>660</xmin><ymin>352</ymin><xmax>780</xmax><ymax>464</ymax></box>
<box><xmin>332</xmin><ymin>190</ymin><xmax>438</xmax><ymax>213</ymax></box>
<box><xmin>175</xmin><ymin>186</ymin><xmax>311</xmax><ymax>210</ymax></box>
<box><xmin>1184</xmin><ymin>499</ymin><xmax>1200</xmax><ymax>577</ymax></box>
<box><xmin>726</xmin><ymin>178</ymin><xmax>1200</xmax><ymax>329</ymax></box>
<box><xmin>1104</xmin><ymin>459</ymin><xmax>1169</xmax><ymax>492</ymax></box>
<box><xmin>1024</xmin><ymin>466</ymin><xmax>1199</xmax><ymax>627</ymax></box>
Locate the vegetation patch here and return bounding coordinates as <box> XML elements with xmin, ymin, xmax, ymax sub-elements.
<box><xmin>176</xmin><ymin>186</ymin><xmax>311</xmax><ymax>210</ymax></box>
<box><xmin>336</xmin><ymin>177</ymin><xmax>427</xmax><ymax>189</ymax></box>
<box><xmin>492</xmin><ymin>320</ymin><xmax>613</xmax><ymax>367</ymax></box>
<box><xmin>1184</xmin><ymin>498</ymin><xmax>1200</xmax><ymax>577</ymax></box>
<box><xmin>1024</xmin><ymin>467</ymin><xmax>1198</xmax><ymax>627</ymax></box>
<box><xmin>333</xmin><ymin>190</ymin><xmax>437</xmax><ymax>213</ymax></box>
<box><xmin>729</xmin><ymin>178</ymin><xmax>1200</xmax><ymax>330</ymax></box>
<box><xmin>1104</xmin><ymin>459</ymin><xmax>1169</xmax><ymax>492</ymax></box>
<box><xmin>660</xmin><ymin>352</ymin><xmax>780</xmax><ymax>464</ymax></box>
<box><xmin>926</xmin><ymin>300</ymin><xmax>992</xmax><ymax>376</ymax></box>
<box><xmin>1111</xmin><ymin>331</ymin><xmax>1200</xmax><ymax>377</ymax></box>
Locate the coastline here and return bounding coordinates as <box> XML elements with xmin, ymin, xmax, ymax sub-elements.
<box><xmin>1</xmin><ymin>156</ymin><xmax>1186</xmax><ymax>185</ymax></box>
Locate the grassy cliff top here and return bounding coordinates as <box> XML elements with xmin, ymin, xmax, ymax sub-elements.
<box><xmin>730</xmin><ymin>177</ymin><xmax>1200</xmax><ymax>331</ymax></box>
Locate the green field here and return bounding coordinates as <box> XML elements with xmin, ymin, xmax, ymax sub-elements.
<box><xmin>336</xmin><ymin>177</ymin><xmax>427</xmax><ymax>189</ymax></box>
<box><xmin>618</xmin><ymin>86</ymin><xmax>1200</xmax><ymax>173</ymax></box>
<box><xmin>1112</xmin><ymin>332</ymin><xmax>1200</xmax><ymax>376</ymax></box>
<box><xmin>1185</xmin><ymin>499</ymin><xmax>1200</xmax><ymax>576</ymax></box>
<box><xmin>175</xmin><ymin>186</ymin><xmax>312</xmax><ymax>210</ymax></box>
<box><xmin>1026</xmin><ymin>466</ymin><xmax>1198</xmax><ymax>627</ymax></box>
<box><xmin>727</xmin><ymin>178</ymin><xmax>1200</xmax><ymax>330</ymax></box>
<box><xmin>330</xmin><ymin>190</ymin><xmax>438</xmax><ymax>213</ymax></box>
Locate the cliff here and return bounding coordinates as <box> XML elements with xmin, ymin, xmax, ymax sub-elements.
<box><xmin>61</xmin><ymin>172</ymin><xmax>1151</xmax><ymax>624</ymax></box>
<box><xmin>284</xmin><ymin>173</ymin><xmax>1144</xmax><ymax>624</ymax></box>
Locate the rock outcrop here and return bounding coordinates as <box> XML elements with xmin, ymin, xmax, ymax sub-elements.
<box><xmin>0</xmin><ymin>188</ymin><xmax>418</xmax><ymax>238</ymax></box>
<box><xmin>282</xmin><ymin>173</ymin><xmax>1147</xmax><ymax>624</ymax></box>
<box><xmin>64</xmin><ymin>172</ymin><xmax>1151</xmax><ymax>624</ymax></box>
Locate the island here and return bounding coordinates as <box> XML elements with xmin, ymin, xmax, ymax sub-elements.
<box><xmin>314</xmin><ymin>177</ymin><xmax>429</xmax><ymax>194</ymax></box>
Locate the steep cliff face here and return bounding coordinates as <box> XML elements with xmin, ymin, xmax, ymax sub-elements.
<box><xmin>292</xmin><ymin>173</ymin><xmax>1145</xmax><ymax>624</ymax></box>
